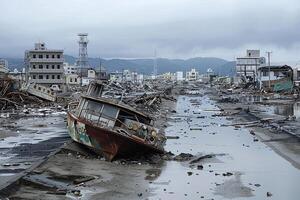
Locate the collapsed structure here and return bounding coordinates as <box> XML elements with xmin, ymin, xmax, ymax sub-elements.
<box><xmin>257</xmin><ymin>65</ymin><xmax>293</xmax><ymax>92</ymax></box>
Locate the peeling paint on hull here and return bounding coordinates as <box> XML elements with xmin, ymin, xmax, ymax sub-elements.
<box><xmin>67</xmin><ymin>112</ymin><xmax>164</xmax><ymax>161</ymax></box>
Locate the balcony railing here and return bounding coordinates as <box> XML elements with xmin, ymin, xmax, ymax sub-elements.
<box><xmin>29</xmin><ymin>58</ymin><xmax>64</xmax><ymax>63</ymax></box>
<box><xmin>29</xmin><ymin>69</ymin><xmax>64</xmax><ymax>73</ymax></box>
<box><xmin>30</xmin><ymin>79</ymin><xmax>65</xmax><ymax>84</ymax></box>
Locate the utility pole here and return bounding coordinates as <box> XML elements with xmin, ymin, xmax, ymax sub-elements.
<box><xmin>153</xmin><ymin>49</ymin><xmax>157</xmax><ymax>78</ymax></box>
<box><xmin>255</xmin><ymin>58</ymin><xmax>258</xmax><ymax>87</ymax></box>
<box><xmin>266</xmin><ymin>51</ymin><xmax>272</xmax><ymax>89</ymax></box>
<box><xmin>99</xmin><ymin>57</ymin><xmax>102</xmax><ymax>80</ymax></box>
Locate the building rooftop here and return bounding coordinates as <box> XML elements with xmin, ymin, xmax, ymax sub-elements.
<box><xmin>258</xmin><ymin>65</ymin><xmax>292</xmax><ymax>71</ymax></box>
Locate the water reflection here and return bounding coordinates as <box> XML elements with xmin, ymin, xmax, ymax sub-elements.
<box><xmin>240</xmin><ymin>95</ymin><xmax>263</xmax><ymax>103</ymax></box>
<box><xmin>272</xmin><ymin>101</ymin><xmax>300</xmax><ymax>119</ymax></box>
<box><xmin>149</xmin><ymin>94</ymin><xmax>300</xmax><ymax>200</ymax></box>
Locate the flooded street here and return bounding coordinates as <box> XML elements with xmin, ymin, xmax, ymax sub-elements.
<box><xmin>149</xmin><ymin>93</ymin><xmax>300</xmax><ymax>200</ymax></box>
<box><xmin>0</xmin><ymin>115</ymin><xmax>69</xmax><ymax>185</ymax></box>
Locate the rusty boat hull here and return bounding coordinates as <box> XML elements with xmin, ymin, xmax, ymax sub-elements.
<box><xmin>67</xmin><ymin>112</ymin><xmax>165</xmax><ymax>161</ymax></box>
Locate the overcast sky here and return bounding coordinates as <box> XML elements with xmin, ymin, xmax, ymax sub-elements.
<box><xmin>1</xmin><ymin>0</ymin><xmax>300</xmax><ymax>62</ymax></box>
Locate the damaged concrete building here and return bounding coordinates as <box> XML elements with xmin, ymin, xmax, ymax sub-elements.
<box><xmin>25</xmin><ymin>42</ymin><xmax>65</xmax><ymax>90</ymax></box>
<box><xmin>186</xmin><ymin>68</ymin><xmax>199</xmax><ymax>81</ymax></box>
<box><xmin>236</xmin><ymin>50</ymin><xmax>266</xmax><ymax>83</ymax></box>
<box><xmin>257</xmin><ymin>65</ymin><xmax>293</xmax><ymax>92</ymax></box>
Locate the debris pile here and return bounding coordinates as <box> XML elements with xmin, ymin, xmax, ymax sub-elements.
<box><xmin>0</xmin><ymin>78</ymin><xmax>44</xmax><ymax>110</ymax></box>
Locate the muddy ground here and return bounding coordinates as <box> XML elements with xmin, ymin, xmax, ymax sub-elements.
<box><xmin>1</xmin><ymin>84</ymin><xmax>300</xmax><ymax>200</ymax></box>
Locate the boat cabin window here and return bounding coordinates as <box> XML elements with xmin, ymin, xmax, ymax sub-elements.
<box><xmin>101</xmin><ymin>104</ymin><xmax>118</xmax><ymax>119</ymax></box>
<box><xmin>80</xmin><ymin>99</ymin><xmax>103</xmax><ymax>122</ymax></box>
<box><xmin>79</xmin><ymin>99</ymin><xmax>119</xmax><ymax>128</ymax></box>
<box><xmin>116</xmin><ymin>110</ymin><xmax>150</xmax><ymax>127</ymax></box>
<box><xmin>118</xmin><ymin>110</ymin><xmax>136</xmax><ymax>122</ymax></box>
<box><xmin>136</xmin><ymin>114</ymin><xmax>150</xmax><ymax>124</ymax></box>
<box><xmin>86</xmin><ymin>83</ymin><xmax>103</xmax><ymax>98</ymax></box>
<box><xmin>85</xmin><ymin>101</ymin><xmax>104</xmax><ymax>122</ymax></box>
<box><xmin>75</xmin><ymin>99</ymin><xmax>85</xmax><ymax>115</ymax></box>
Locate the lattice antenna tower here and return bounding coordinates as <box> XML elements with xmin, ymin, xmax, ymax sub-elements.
<box><xmin>77</xmin><ymin>33</ymin><xmax>89</xmax><ymax>69</ymax></box>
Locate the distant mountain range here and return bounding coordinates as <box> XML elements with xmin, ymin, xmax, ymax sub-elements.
<box><xmin>3</xmin><ymin>55</ymin><xmax>236</xmax><ymax>76</ymax></box>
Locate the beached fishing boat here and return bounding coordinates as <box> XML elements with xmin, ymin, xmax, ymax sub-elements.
<box><xmin>67</xmin><ymin>81</ymin><xmax>166</xmax><ymax>161</ymax></box>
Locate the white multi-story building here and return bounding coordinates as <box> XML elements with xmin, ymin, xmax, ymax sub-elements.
<box><xmin>122</xmin><ymin>70</ymin><xmax>132</xmax><ymax>81</ymax></box>
<box><xmin>186</xmin><ymin>68</ymin><xmax>198</xmax><ymax>81</ymax></box>
<box><xmin>81</xmin><ymin>69</ymin><xmax>97</xmax><ymax>86</ymax></box>
<box><xmin>176</xmin><ymin>71</ymin><xmax>184</xmax><ymax>81</ymax></box>
<box><xmin>236</xmin><ymin>50</ymin><xmax>266</xmax><ymax>82</ymax></box>
<box><xmin>66</xmin><ymin>74</ymin><xmax>80</xmax><ymax>86</ymax></box>
<box><xmin>25</xmin><ymin>42</ymin><xmax>64</xmax><ymax>89</ymax></box>
<box><xmin>63</xmin><ymin>62</ymin><xmax>78</xmax><ymax>75</ymax></box>
<box><xmin>136</xmin><ymin>74</ymin><xmax>144</xmax><ymax>84</ymax></box>
<box><xmin>0</xmin><ymin>59</ymin><xmax>9</xmax><ymax>74</ymax></box>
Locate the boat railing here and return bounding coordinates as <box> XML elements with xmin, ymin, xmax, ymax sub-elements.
<box><xmin>68</xmin><ymin>101</ymin><xmax>79</xmax><ymax>113</ymax></box>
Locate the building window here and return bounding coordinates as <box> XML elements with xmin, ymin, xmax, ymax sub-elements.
<box><xmin>57</xmin><ymin>54</ymin><xmax>60</xmax><ymax>59</ymax></box>
<box><xmin>75</xmin><ymin>78</ymin><xmax>77</xmax><ymax>83</ymax></box>
<box><xmin>38</xmin><ymin>55</ymin><xmax>43</xmax><ymax>59</ymax></box>
<box><xmin>46</xmin><ymin>55</ymin><xmax>49</xmax><ymax>59</ymax></box>
<box><xmin>57</xmin><ymin>75</ymin><xmax>61</xmax><ymax>79</ymax></box>
<box><xmin>46</xmin><ymin>75</ymin><xmax>49</xmax><ymax>79</ymax></box>
<box><xmin>52</xmin><ymin>75</ymin><xmax>55</xmax><ymax>79</ymax></box>
<box><xmin>32</xmin><ymin>75</ymin><xmax>36</xmax><ymax>79</ymax></box>
<box><xmin>263</xmin><ymin>71</ymin><xmax>268</xmax><ymax>76</ymax></box>
<box><xmin>32</xmin><ymin>65</ymin><xmax>36</xmax><ymax>69</ymax></box>
<box><xmin>52</xmin><ymin>55</ymin><xmax>55</xmax><ymax>58</ymax></box>
<box><xmin>33</xmin><ymin>54</ymin><xmax>36</xmax><ymax>58</ymax></box>
<box><xmin>39</xmin><ymin>65</ymin><xmax>43</xmax><ymax>69</ymax></box>
<box><xmin>70</xmin><ymin>78</ymin><xmax>73</xmax><ymax>82</ymax></box>
<box><xmin>38</xmin><ymin>75</ymin><xmax>43</xmax><ymax>79</ymax></box>
<box><xmin>52</xmin><ymin>65</ymin><xmax>55</xmax><ymax>69</ymax></box>
<box><xmin>46</xmin><ymin>65</ymin><xmax>49</xmax><ymax>69</ymax></box>
<box><xmin>57</xmin><ymin>65</ymin><xmax>60</xmax><ymax>69</ymax></box>
<box><xmin>274</xmin><ymin>71</ymin><xmax>279</xmax><ymax>77</ymax></box>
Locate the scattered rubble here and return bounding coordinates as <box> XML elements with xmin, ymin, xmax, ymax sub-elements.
<box><xmin>0</xmin><ymin>79</ymin><xmax>299</xmax><ymax>200</ymax></box>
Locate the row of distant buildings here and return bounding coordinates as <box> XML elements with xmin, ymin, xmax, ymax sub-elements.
<box><xmin>5</xmin><ymin>41</ymin><xmax>299</xmax><ymax>95</ymax></box>
<box><xmin>1</xmin><ymin>41</ymin><xmax>218</xmax><ymax>90</ymax></box>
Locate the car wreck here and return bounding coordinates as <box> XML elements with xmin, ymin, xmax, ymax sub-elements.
<box><xmin>67</xmin><ymin>81</ymin><xmax>166</xmax><ymax>161</ymax></box>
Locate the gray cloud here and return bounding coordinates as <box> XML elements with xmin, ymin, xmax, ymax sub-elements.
<box><xmin>0</xmin><ymin>0</ymin><xmax>300</xmax><ymax>62</ymax></box>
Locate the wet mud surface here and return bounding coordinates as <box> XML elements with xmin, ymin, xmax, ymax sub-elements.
<box><xmin>1</xmin><ymin>86</ymin><xmax>300</xmax><ymax>199</ymax></box>
<box><xmin>0</xmin><ymin>115</ymin><xmax>69</xmax><ymax>185</ymax></box>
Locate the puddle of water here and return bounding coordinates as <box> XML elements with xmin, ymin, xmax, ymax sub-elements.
<box><xmin>0</xmin><ymin>115</ymin><xmax>69</xmax><ymax>184</ymax></box>
<box><xmin>240</xmin><ymin>94</ymin><xmax>300</xmax><ymax>119</ymax></box>
<box><xmin>240</xmin><ymin>95</ymin><xmax>263</xmax><ymax>103</ymax></box>
<box><xmin>149</xmin><ymin>94</ymin><xmax>300</xmax><ymax>200</ymax></box>
<box><xmin>271</xmin><ymin>102</ymin><xmax>300</xmax><ymax>119</ymax></box>
<box><xmin>0</xmin><ymin>116</ymin><xmax>67</xmax><ymax>149</ymax></box>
